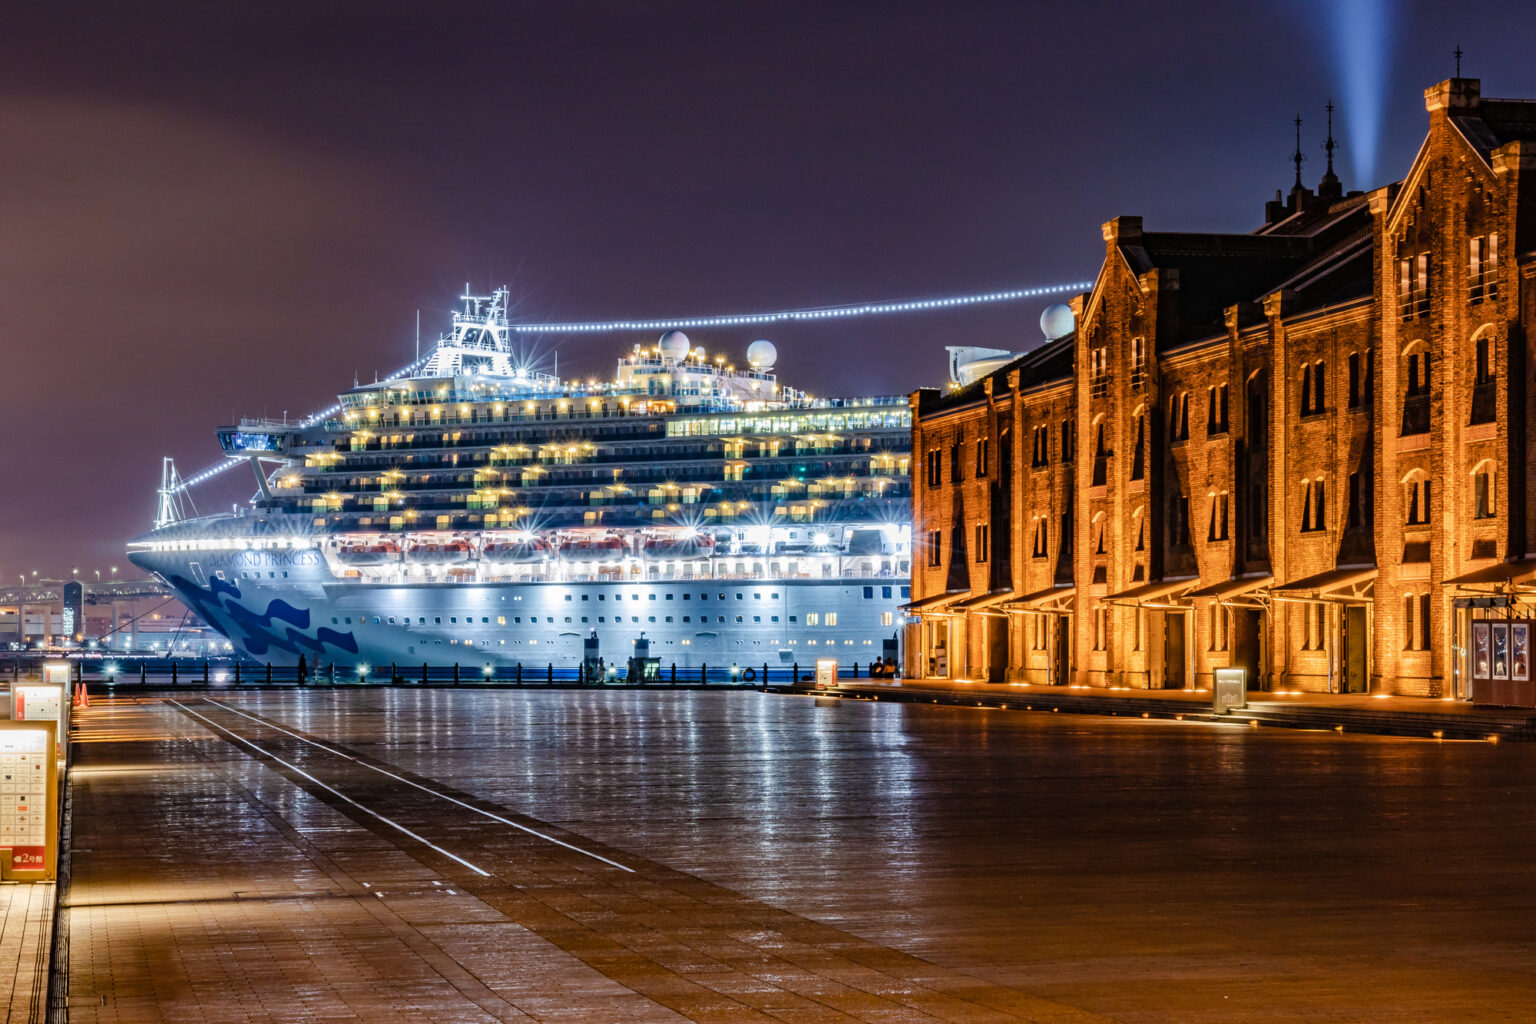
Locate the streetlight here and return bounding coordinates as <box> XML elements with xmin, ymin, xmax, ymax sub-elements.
<box><xmin>94</xmin><ymin>570</ymin><xmax>101</xmax><ymax>582</ymax></box>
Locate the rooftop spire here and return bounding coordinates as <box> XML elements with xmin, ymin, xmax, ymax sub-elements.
<box><xmin>1318</xmin><ymin>100</ymin><xmax>1342</xmax><ymax>202</ymax></box>
<box><xmin>1292</xmin><ymin>114</ymin><xmax>1306</xmax><ymax>191</ymax></box>
<box><xmin>1455</xmin><ymin>43</ymin><xmax>1463</xmax><ymax>77</ymax></box>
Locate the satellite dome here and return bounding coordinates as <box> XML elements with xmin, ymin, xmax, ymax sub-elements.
<box><xmin>1040</xmin><ymin>304</ymin><xmax>1075</xmax><ymax>340</ymax></box>
<box><xmin>658</xmin><ymin>330</ymin><xmax>691</xmax><ymax>361</ymax></box>
<box><xmin>746</xmin><ymin>339</ymin><xmax>777</xmax><ymax>369</ymax></box>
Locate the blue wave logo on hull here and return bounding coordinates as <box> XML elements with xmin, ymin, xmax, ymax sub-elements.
<box><xmin>168</xmin><ymin>574</ymin><xmax>358</xmax><ymax>659</ymax></box>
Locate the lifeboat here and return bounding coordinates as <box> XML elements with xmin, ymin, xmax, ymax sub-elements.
<box><xmin>335</xmin><ymin>539</ymin><xmax>402</xmax><ymax>566</ymax></box>
<box><xmin>481</xmin><ymin>537</ymin><xmax>553</xmax><ymax>563</ymax></box>
<box><xmin>558</xmin><ymin>536</ymin><xmax>629</xmax><ymax>562</ymax></box>
<box><xmin>641</xmin><ymin>534</ymin><xmax>715</xmax><ymax>560</ymax></box>
<box><xmin>406</xmin><ymin>539</ymin><xmax>473</xmax><ymax>564</ymax></box>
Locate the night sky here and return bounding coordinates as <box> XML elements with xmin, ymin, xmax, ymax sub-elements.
<box><xmin>4</xmin><ymin>0</ymin><xmax>1535</xmax><ymax>582</ymax></box>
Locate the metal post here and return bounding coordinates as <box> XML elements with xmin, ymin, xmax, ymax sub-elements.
<box><xmin>391</xmin><ymin>661</ymin><xmax>397</xmax><ymax>684</ymax></box>
<box><xmin>701</xmin><ymin>663</ymin><xmax>707</xmax><ymax>685</ymax></box>
<box><xmin>516</xmin><ymin>663</ymin><xmax>523</xmax><ymax>685</ymax></box>
<box><xmin>203</xmin><ymin>660</ymin><xmax>209</xmax><ymax>685</ymax></box>
<box><xmin>265</xmin><ymin>663</ymin><xmax>272</xmax><ymax>685</ymax></box>
<box><xmin>670</xmin><ymin>663</ymin><xmax>676</xmax><ymax>686</ymax></box>
<box><xmin>547</xmin><ymin>663</ymin><xmax>553</xmax><ymax>685</ymax></box>
<box><xmin>139</xmin><ymin>664</ymin><xmax>146</xmax><ymax>685</ymax></box>
<box><xmin>234</xmin><ymin>662</ymin><xmax>241</xmax><ymax>685</ymax></box>
<box><xmin>763</xmin><ymin>663</ymin><xmax>769</xmax><ymax>686</ymax></box>
<box><xmin>453</xmin><ymin>662</ymin><xmax>460</xmax><ymax>685</ymax></box>
<box><xmin>171</xmin><ymin>662</ymin><xmax>178</xmax><ymax>686</ymax></box>
<box><xmin>793</xmin><ymin>662</ymin><xmax>799</xmax><ymax>683</ymax></box>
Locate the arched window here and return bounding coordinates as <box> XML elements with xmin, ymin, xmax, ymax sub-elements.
<box><xmin>1130</xmin><ymin>405</ymin><xmax>1146</xmax><ymax>480</ymax></box>
<box><xmin>1208</xmin><ymin>490</ymin><xmax>1230</xmax><ymax>542</ymax></box>
<box><xmin>1209</xmin><ymin>602</ymin><xmax>1228</xmax><ymax>651</ymax></box>
<box><xmin>1473</xmin><ymin>461</ymin><xmax>1496</xmax><ymax>519</ymax></box>
<box><xmin>1401</xmin><ymin>341</ymin><xmax>1431</xmax><ymax>435</ymax></box>
<box><xmin>1092</xmin><ymin>511</ymin><xmax>1106</xmax><ymax>555</ymax></box>
<box><xmin>1300</xmin><ymin>478</ymin><xmax>1325</xmax><ymax>532</ymax></box>
<box><xmin>1168</xmin><ymin>393</ymin><xmax>1189</xmax><ymax>442</ymax></box>
<box><xmin>1404</xmin><ymin>593</ymin><xmax>1431</xmax><ymax>651</ymax></box>
<box><xmin>1471</xmin><ymin>327</ymin><xmax>1496</xmax><ymax>425</ymax></box>
<box><xmin>1091</xmin><ymin>414</ymin><xmax>1108</xmax><ymax>486</ymax></box>
<box><xmin>1403</xmin><ymin>470</ymin><xmax>1432</xmax><ymax>527</ymax></box>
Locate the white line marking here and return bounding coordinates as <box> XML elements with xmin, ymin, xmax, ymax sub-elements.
<box><xmin>167</xmin><ymin>699</ymin><xmax>491</xmax><ymax>877</ymax></box>
<box><xmin>201</xmin><ymin>697</ymin><xmax>635</xmax><ymax>873</ymax></box>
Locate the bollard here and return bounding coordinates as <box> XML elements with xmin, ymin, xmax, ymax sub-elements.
<box><xmin>670</xmin><ymin>663</ymin><xmax>677</xmax><ymax>686</ymax></box>
<box><xmin>421</xmin><ymin>662</ymin><xmax>428</xmax><ymax>685</ymax></box>
<box><xmin>265</xmin><ymin>663</ymin><xmax>272</xmax><ymax>685</ymax></box>
<box><xmin>763</xmin><ymin>663</ymin><xmax>769</xmax><ymax>686</ymax></box>
<box><xmin>792</xmin><ymin>662</ymin><xmax>799</xmax><ymax>684</ymax></box>
<box><xmin>547</xmin><ymin>663</ymin><xmax>553</xmax><ymax>685</ymax></box>
<box><xmin>853</xmin><ymin>661</ymin><xmax>859</xmax><ymax>679</ymax></box>
<box><xmin>701</xmin><ymin>663</ymin><xmax>708</xmax><ymax>685</ymax></box>
<box><xmin>516</xmin><ymin>663</ymin><xmax>523</xmax><ymax>686</ymax></box>
<box><xmin>453</xmin><ymin>662</ymin><xmax>460</xmax><ymax>685</ymax></box>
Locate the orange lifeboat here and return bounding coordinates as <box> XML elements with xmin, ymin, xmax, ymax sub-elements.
<box><xmin>641</xmin><ymin>534</ymin><xmax>715</xmax><ymax>560</ymax></box>
<box><xmin>406</xmin><ymin>538</ymin><xmax>473</xmax><ymax>564</ymax></box>
<box><xmin>482</xmin><ymin>537</ymin><xmax>554</xmax><ymax>563</ymax></box>
<box><xmin>335</xmin><ymin>539</ymin><xmax>402</xmax><ymax>566</ymax></box>
<box><xmin>558</xmin><ymin>536</ymin><xmax>629</xmax><ymax>563</ymax></box>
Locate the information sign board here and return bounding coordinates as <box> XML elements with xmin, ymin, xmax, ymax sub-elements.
<box><xmin>0</xmin><ymin>721</ymin><xmax>58</xmax><ymax>880</ymax></box>
<box><xmin>42</xmin><ymin>661</ymin><xmax>70</xmax><ymax>686</ymax></box>
<box><xmin>815</xmin><ymin>658</ymin><xmax>838</xmax><ymax>690</ymax></box>
<box><xmin>1213</xmin><ymin>667</ymin><xmax>1247</xmax><ymax>713</ymax></box>
<box><xmin>13</xmin><ymin>684</ymin><xmax>67</xmax><ymax>757</ymax></box>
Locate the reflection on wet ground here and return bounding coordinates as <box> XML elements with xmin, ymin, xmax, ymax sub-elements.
<box><xmin>67</xmin><ymin>690</ymin><xmax>1536</xmax><ymax>1022</ymax></box>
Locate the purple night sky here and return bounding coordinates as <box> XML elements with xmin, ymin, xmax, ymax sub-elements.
<box><xmin>2</xmin><ymin>0</ymin><xmax>1534</xmax><ymax>580</ymax></box>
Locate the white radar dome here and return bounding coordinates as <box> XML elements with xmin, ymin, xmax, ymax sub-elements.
<box><xmin>746</xmin><ymin>339</ymin><xmax>777</xmax><ymax>368</ymax></box>
<box><xmin>1040</xmin><ymin>304</ymin><xmax>1075</xmax><ymax>340</ymax></box>
<box><xmin>658</xmin><ymin>330</ymin><xmax>691</xmax><ymax>361</ymax></box>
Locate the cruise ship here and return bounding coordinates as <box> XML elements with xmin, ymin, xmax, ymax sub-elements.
<box><xmin>128</xmin><ymin>289</ymin><xmax>912</xmax><ymax>671</ymax></box>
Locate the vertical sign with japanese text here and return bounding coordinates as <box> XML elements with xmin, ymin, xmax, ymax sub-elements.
<box><xmin>0</xmin><ymin>721</ymin><xmax>57</xmax><ymax>880</ymax></box>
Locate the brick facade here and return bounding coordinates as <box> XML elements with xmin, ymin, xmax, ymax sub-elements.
<box><xmin>908</xmin><ymin>78</ymin><xmax>1536</xmax><ymax>700</ymax></box>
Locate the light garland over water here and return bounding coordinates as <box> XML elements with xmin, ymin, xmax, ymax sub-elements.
<box><xmin>508</xmin><ymin>281</ymin><xmax>1092</xmax><ymax>333</ymax></box>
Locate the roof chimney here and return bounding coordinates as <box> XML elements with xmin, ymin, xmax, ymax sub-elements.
<box><xmin>1425</xmin><ymin>77</ymin><xmax>1480</xmax><ymax>115</ymax></box>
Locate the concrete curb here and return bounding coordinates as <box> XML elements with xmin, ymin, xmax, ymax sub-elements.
<box><xmin>769</xmin><ymin>683</ymin><xmax>1536</xmax><ymax>741</ymax></box>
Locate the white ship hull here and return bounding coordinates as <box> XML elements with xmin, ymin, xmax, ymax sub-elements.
<box><xmin>130</xmin><ymin>519</ymin><xmax>906</xmax><ymax>670</ymax></box>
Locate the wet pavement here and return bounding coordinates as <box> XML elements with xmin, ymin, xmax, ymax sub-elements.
<box><xmin>63</xmin><ymin>689</ymin><xmax>1536</xmax><ymax>1021</ymax></box>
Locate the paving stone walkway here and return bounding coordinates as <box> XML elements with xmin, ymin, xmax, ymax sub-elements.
<box><xmin>63</xmin><ymin>696</ymin><xmax>1109</xmax><ymax>1023</ymax></box>
<box><xmin>0</xmin><ymin>881</ymin><xmax>53</xmax><ymax>1024</ymax></box>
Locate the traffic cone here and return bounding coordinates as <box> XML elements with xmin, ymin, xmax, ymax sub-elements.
<box><xmin>81</xmin><ymin>681</ymin><xmax>88</xmax><ymax>707</ymax></box>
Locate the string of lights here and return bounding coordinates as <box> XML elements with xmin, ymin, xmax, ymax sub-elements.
<box><xmin>171</xmin><ymin>279</ymin><xmax>1090</xmax><ymax>493</ymax></box>
<box><xmin>508</xmin><ymin>280</ymin><xmax>1092</xmax><ymax>333</ymax></box>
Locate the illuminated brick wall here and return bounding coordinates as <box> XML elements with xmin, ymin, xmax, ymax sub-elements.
<box><xmin>911</xmin><ymin>77</ymin><xmax>1536</xmax><ymax>697</ymax></box>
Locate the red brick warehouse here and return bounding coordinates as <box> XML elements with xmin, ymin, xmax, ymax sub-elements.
<box><xmin>907</xmin><ymin>77</ymin><xmax>1536</xmax><ymax>702</ymax></box>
